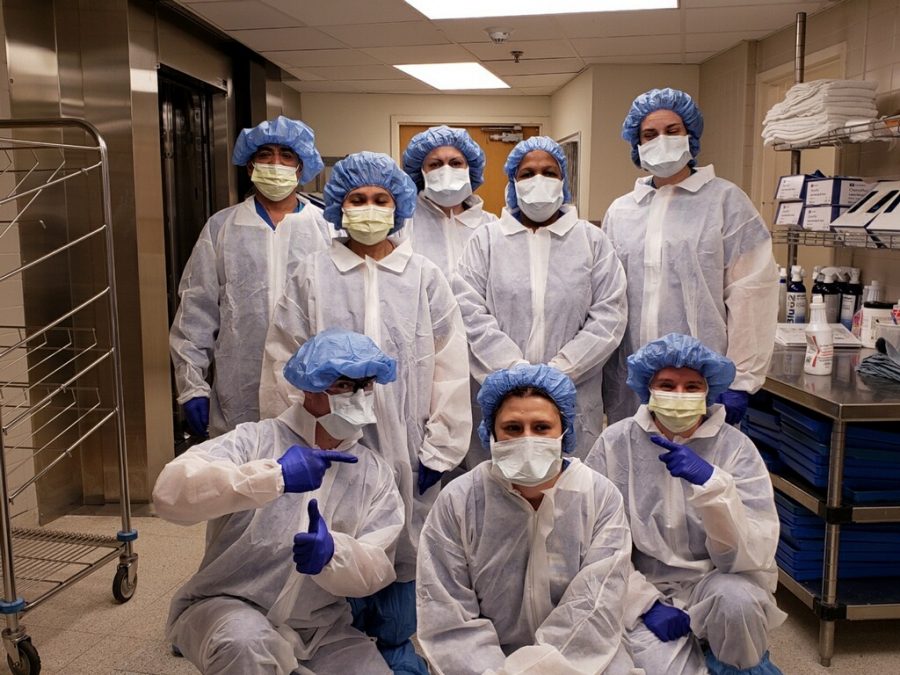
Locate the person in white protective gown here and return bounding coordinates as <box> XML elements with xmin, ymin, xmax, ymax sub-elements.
<box><xmin>400</xmin><ymin>125</ymin><xmax>498</xmax><ymax>279</ymax></box>
<box><xmin>586</xmin><ymin>333</ymin><xmax>786</xmax><ymax>675</ymax></box>
<box><xmin>154</xmin><ymin>329</ymin><xmax>404</xmax><ymax>675</ymax></box>
<box><xmin>260</xmin><ymin>151</ymin><xmax>471</xmax><ymax>675</ymax></box>
<box><xmin>169</xmin><ymin>116</ymin><xmax>332</xmax><ymax>438</ymax></box>
<box><xmin>417</xmin><ymin>364</ymin><xmax>639</xmax><ymax>675</ymax></box>
<box><xmin>453</xmin><ymin>135</ymin><xmax>627</xmax><ymax>463</ymax></box>
<box><xmin>601</xmin><ymin>88</ymin><xmax>779</xmax><ymax>427</ymax></box>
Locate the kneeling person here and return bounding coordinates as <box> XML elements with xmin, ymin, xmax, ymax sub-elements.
<box><xmin>153</xmin><ymin>329</ymin><xmax>403</xmax><ymax>675</ymax></box>
<box><xmin>586</xmin><ymin>333</ymin><xmax>785</xmax><ymax>675</ymax></box>
<box><xmin>417</xmin><ymin>364</ymin><xmax>636</xmax><ymax>674</ymax></box>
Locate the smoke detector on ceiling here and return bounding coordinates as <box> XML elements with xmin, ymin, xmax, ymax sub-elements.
<box><xmin>486</xmin><ymin>27</ymin><xmax>511</xmax><ymax>44</ymax></box>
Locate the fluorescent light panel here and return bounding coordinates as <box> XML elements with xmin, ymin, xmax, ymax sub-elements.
<box><xmin>405</xmin><ymin>0</ymin><xmax>677</xmax><ymax>20</ymax></box>
<box><xmin>395</xmin><ymin>62</ymin><xmax>509</xmax><ymax>90</ymax></box>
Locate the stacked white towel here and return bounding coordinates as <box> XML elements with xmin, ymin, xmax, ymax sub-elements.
<box><xmin>762</xmin><ymin>79</ymin><xmax>878</xmax><ymax>146</ymax></box>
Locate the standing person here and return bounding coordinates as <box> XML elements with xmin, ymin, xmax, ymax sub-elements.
<box><xmin>454</xmin><ymin>136</ymin><xmax>626</xmax><ymax>462</ymax></box>
<box><xmin>170</xmin><ymin>115</ymin><xmax>331</xmax><ymax>438</ymax></box>
<box><xmin>586</xmin><ymin>334</ymin><xmax>786</xmax><ymax>675</ymax></box>
<box><xmin>416</xmin><ymin>364</ymin><xmax>636</xmax><ymax>674</ymax></box>
<box><xmin>154</xmin><ymin>330</ymin><xmax>404</xmax><ymax>675</ymax></box>
<box><xmin>400</xmin><ymin>125</ymin><xmax>498</xmax><ymax>279</ymax></box>
<box><xmin>260</xmin><ymin>151</ymin><xmax>471</xmax><ymax>674</ymax></box>
<box><xmin>602</xmin><ymin>88</ymin><xmax>778</xmax><ymax>426</ymax></box>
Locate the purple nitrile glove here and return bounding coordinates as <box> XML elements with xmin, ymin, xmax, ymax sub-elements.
<box><xmin>716</xmin><ymin>389</ymin><xmax>749</xmax><ymax>426</ymax></box>
<box><xmin>277</xmin><ymin>445</ymin><xmax>357</xmax><ymax>493</ymax></box>
<box><xmin>183</xmin><ymin>397</ymin><xmax>209</xmax><ymax>438</ymax></box>
<box><xmin>642</xmin><ymin>600</ymin><xmax>692</xmax><ymax>642</ymax></box>
<box><xmin>418</xmin><ymin>463</ymin><xmax>444</xmax><ymax>496</ymax></box>
<box><xmin>292</xmin><ymin>499</ymin><xmax>334</xmax><ymax>575</ymax></box>
<box><xmin>650</xmin><ymin>434</ymin><xmax>714</xmax><ymax>486</ymax></box>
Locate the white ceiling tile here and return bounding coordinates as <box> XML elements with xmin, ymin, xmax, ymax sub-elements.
<box><xmin>296</xmin><ymin>64</ymin><xmax>408</xmax><ymax>81</ymax></box>
<box><xmin>434</xmin><ymin>17</ymin><xmax>566</xmax><ymax>43</ymax></box>
<box><xmin>263</xmin><ymin>49</ymin><xmax>379</xmax><ymax>68</ymax></box>
<box><xmin>330</xmin><ymin>79</ymin><xmax>441</xmax><ymax>94</ymax></box>
<box><xmin>262</xmin><ymin>0</ymin><xmax>423</xmax><ymax>26</ymax></box>
<box><xmin>281</xmin><ymin>67</ymin><xmax>327</xmax><ymax>81</ymax></box>
<box><xmin>571</xmin><ymin>34</ymin><xmax>682</xmax><ymax>57</ymax></box>
<box><xmin>486</xmin><ymin>58</ymin><xmax>584</xmax><ymax>76</ymax></box>
<box><xmin>230</xmin><ymin>27</ymin><xmax>343</xmax><ymax>51</ymax></box>
<box><xmin>184</xmin><ymin>1</ymin><xmax>302</xmax><ymax>30</ymax></box>
<box><xmin>502</xmin><ymin>73</ymin><xmax>577</xmax><ymax>88</ymax></box>
<box><xmin>317</xmin><ymin>21</ymin><xmax>449</xmax><ymax>48</ymax></box>
<box><xmin>289</xmin><ymin>80</ymin><xmax>357</xmax><ymax>93</ymax></box>
<box><xmin>684</xmin><ymin>30</ymin><xmax>770</xmax><ymax>53</ymax></box>
<box><xmin>462</xmin><ymin>39</ymin><xmax>577</xmax><ymax>61</ymax></box>
<box><xmin>360</xmin><ymin>44</ymin><xmax>475</xmax><ymax>64</ymax></box>
<box><xmin>686</xmin><ymin>4</ymin><xmax>827</xmax><ymax>34</ymax></box>
<box><xmin>554</xmin><ymin>9</ymin><xmax>680</xmax><ymax>38</ymax></box>
<box><xmin>683</xmin><ymin>0</ymin><xmax>829</xmax><ymax>7</ymax></box>
<box><xmin>513</xmin><ymin>86</ymin><xmax>558</xmax><ymax>95</ymax></box>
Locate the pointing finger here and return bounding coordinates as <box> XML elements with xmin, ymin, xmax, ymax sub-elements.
<box><xmin>314</xmin><ymin>450</ymin><xmax>358</xmax><ymax>464</ymax></box>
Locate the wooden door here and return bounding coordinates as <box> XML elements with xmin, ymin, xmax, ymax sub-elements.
<box><xmin>399</xmin><ymin>124</ymin><xmax>541</xmax><ymax>216</ymax></box>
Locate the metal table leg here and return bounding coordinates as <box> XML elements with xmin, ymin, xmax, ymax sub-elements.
<box><xmin>819</xmin><ymin>419</ymin><xmax>846</xmax><ymax>666</ymax></box>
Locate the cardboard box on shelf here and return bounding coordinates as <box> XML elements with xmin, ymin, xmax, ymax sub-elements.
<box><xmin>805</xmin><ymin>178</ymin><xmax>872</xmax><ymax>206</ymax></box>
<box><xmin>775</xmin><ymin>200</ymin><xmax>804</xmax><ymax>227</ymax></box>
<box><xmin>802</xmin><ymin>205</ymin><xmax>848</xmax><ymax>231</ymax></box>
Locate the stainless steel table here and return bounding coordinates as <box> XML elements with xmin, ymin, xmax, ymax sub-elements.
<box><xmin>764</xmin><ymin>348</ymin><xmax>900</xmax><ymax>666</ymax></box>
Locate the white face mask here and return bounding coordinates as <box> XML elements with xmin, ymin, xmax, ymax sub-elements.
<box><xmin>342</xmin><ymin>205</ymin><xmax>395</xmax><ymax>245</ymax></box>
<box><xmin>638</xmin><ymin>134</ymin><xmax>692</xmax><ymax>178</ymax></box>
<box><xmin>423</xmin><ymin>166</ymin><xmax>472</xmax><ymax>208</ymax></box>
<box><xmin>490</xmin><ymin>434</ymin><xmax>563</xmax><ymax>486</ymax></box>
<box><xmin>251</xmin><ymin>162</ymin><xmax>299</xmax><ymax>201</ymax></box>
<box><xmin>514</xmin><ymin>175</ymin><xmax>564</xmax><ymax>223</ymax></box>
<box><xmin>318</xmin><ymin>389</ymin><xmax>376</xmax><ymax>440</ymax></box>
<box><xmin>648</xmin><ymin>390</ymin><xmax>707</xmax><ymax>433</ymax></box>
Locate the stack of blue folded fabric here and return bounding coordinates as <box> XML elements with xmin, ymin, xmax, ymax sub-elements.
<box><xmin>776</xmin><ymin>493</ymin><xmax>900</xmax><ymax>581</ymax></box>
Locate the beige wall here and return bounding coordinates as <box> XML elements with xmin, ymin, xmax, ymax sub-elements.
<box><xmin>300</xmin><ymin>92</ymin><xmax>551</xmax><ymax>161</ymax></box>
<box><xmin>700</xmin><ymin>0</ymin><xmax>900</xmax><ymax>302</ymax></box>
<box><xmin>550</xmin><ymin>69</ymin><xmax>594</xmax><ymax>216</ymax></box>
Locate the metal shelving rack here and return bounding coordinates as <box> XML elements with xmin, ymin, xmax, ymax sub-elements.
<box><xmin>772</xmin><ymin>114</ymin><xmax>900</xmax><ymax>152</ymax></box>
<box><xmin>0</xmin><ymin>119</ymin><xmax>138</xmax><ymax>675</ymax></box>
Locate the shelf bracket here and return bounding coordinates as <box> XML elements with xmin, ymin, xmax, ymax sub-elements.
<box><xmin>823</xmin><ymin>505</ymin><xmax>853</xmax><ymax>524</ymax></box>
<box><xmin>813</xmin><ymin>598</ymin><xmax>847</xmax><ymax>622</ymax></box>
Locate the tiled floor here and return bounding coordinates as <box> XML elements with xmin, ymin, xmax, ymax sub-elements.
<box><xmin>0</xmin><ymin>510</ymin><xmax>897</xmax><ymax>674</ymax></box>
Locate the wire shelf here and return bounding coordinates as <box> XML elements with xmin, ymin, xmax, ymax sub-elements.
<box><xmin>772</xmin><ymin>114</ymin><xmax>900</xmax><ymax>151</ymax></box>
<box><xmin>772</xmin><ymin>228</ymin><xmax>900</xmax><ymax>250</ymax></box>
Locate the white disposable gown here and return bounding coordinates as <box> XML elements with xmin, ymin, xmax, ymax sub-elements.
<box><xmin>416</xmin><ymin>459</ymin><xmax>638</xmax><ymax>675</ymax></box>
<box><xmin>170</xmin><ymin>195</ymin><xmax>332</xmax><ymax>436</ymax></box>
<box><xmin>260</xmin><ymin>237</ymin><xmax>472</xmax><ymax>582</ymax></box>
<box><xmin>585</xmin><ymin>405</ymin><xmax>786</xmax><ymax>672</ymax></box>
<box><xmin>601</xmin><ymin>167</ymin><xmax>779</xmax><ymax>424</ymax></box>
<box><xmin>453</xmin><ymin>206</ymin><xmax>627</xmax><ymax>461</ymax></box>
<box><xmin>402</xmin><ymin>193</ymin><xmax>498</xmax><ymax>279</ymax></box>
<box><xmin>153</xmin><ymin>403</ymin><xmax>403</xmax><ymax>675</ymax></box>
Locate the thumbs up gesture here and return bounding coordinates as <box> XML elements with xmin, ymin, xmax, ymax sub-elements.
<box><xmin>292</xmin><ymin>499</ymin><xmax>334</xmax><ymax>575</ymax></box>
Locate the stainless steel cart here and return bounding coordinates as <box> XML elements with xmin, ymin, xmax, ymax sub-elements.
<box><xmin>764</xmin><ymin>347</ymin><xmax>900</xmax><ymax>666</ymax></box>
<box><xmin>0</xmin><ymin>118</ymin><xmax>137</xmax><ymax>675</ymax></box>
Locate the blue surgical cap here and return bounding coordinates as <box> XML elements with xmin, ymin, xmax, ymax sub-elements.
<box><xmin>622</xmin><ymin>88</ymin><xmax>704</xmax><ymax>168</ymax></box>
<box><xmin>402</xmin><ymin>125</ymin><xmax>486</xmax><ymax>192</ymax></box>
<box><xmin>477</xmin><ymin>364</ymin><xmax>577</xmax><ymax>454</ymax></box>
<box><xmin>323</xmin><ymin>151</ymin><xmax>418</xmax><ymax>233</ymax></box>
<box><xmin>284</xmin><ymin>329</ymin><xmax>397</xmax><ymax>393</ymax></box>
<box><xmin>503</xmin><ymin>136</ymin><xmax>572</xmax><ymax>212</ymax></box>
<box><xmin>232</xmin><ymin>116</ymin><xmax>324</xmax><ymax>184</ymax></box>
<box><xmin>626</xmin><ymin>333</ymin><xmax>735</xmax><ymax>405</ymax></box>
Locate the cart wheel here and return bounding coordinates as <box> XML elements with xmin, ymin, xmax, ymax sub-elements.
<box><xmin>112</xmin><ymin>565</ymin><xmax>137</xmax><ymax>603</ymax></box>
<box><xmin>7</xmin><ymin>639</ymin><xmax>40</xmax><ymax>675</ymax></box>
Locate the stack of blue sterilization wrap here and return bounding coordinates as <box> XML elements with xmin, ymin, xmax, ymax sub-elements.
<box><xmin>745</xmin><ymin>395</ymin><xmax>900</xmax><ymax>504</ymax></box>
<box><xmin>776</xmin><ymin>493</ymin><xmax>900</xmax><ymax>580</ymax></box>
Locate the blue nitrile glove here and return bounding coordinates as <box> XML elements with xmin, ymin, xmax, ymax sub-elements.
<box><xmin>716</xmin><ymin>389</ymin><xmax>749</xmax><ymax>426</ymax></box>
<box><xmin>277</xmin><ymin>445</ymin><xmax>357</xmax><ymax>493</ymax></box>
<box><xmin>642</xmin><ymin>600</ymin><xmax>692</xmax><ymax>642</ymax></box>
<box><xmin>651</xmin><ymin>435</ymin><xmax>714</xmax><ymax>486</ymax></box>
<box><xmin>183</xmin><ymin>397</ymin><xmax>209</xmax><ymax>438</ymax></box>
<box><xmin>293</xmin><ymin>499</ymin><xmax>334</xmax><ymax>575</ymax></box>
<box><xmin>418</xmin><ymin>464</ymin><xmax>444</xmax><ymax>496</ymax></box>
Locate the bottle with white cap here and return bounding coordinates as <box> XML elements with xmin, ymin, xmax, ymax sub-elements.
<box><xmin>805</xmin><ymin>294</ymin><xmax>833</xmax><ymax>375</ymax></box>
<box><xmin>777</xmin><ymin>266</ymin><xmax>788</xmax><ymax>322</ymax></box>
<box><xmin>820</xmin><ymin>268</ymin><xmax>841</xmax><ymax>324</ymax></box>
<box><xmin>786</xmin><ymin>265</ymin><xmax>808</xmax><ymax>324</ymax></box>
<box><xmin>840</xmin><ymin>268</ymin><xmax>862</xmax><ymax>330</ymax></box>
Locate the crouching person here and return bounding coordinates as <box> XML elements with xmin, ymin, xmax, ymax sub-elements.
<box><xmin>586</xmin><ymin>334</ymin><xmax>786</xmax><ymax>675</ymax></box>
<box><xmin>417</xmin><ymin>364</ymin><xmax>638</xmax><ymax>674</ymax></box>
<box><xmin>153</xmin><ymin>329</ymin><xmax>404</xmax><ymax>675</ymax></box>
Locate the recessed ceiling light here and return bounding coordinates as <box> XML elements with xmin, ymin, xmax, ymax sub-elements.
<box><xmin>394</xmin><ymin>62</ymin><xmax>510</xmax><ymax>90</ymax></box>
<box><xmin>405</xmin><ymin>0</ymin><xmax>677</xmax><ymax>20</ymax></box>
